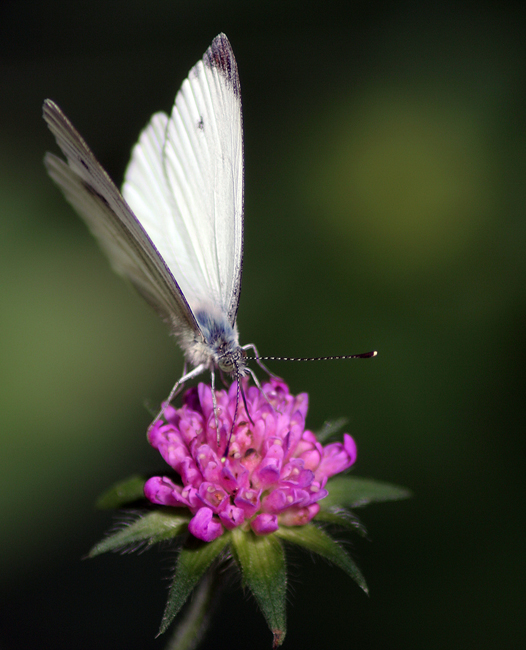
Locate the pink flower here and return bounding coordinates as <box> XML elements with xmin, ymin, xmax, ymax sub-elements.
<box><xmin>144</xmin><ymin>379</ymin><xmax>357</xmax><ymax>542</ymax></box>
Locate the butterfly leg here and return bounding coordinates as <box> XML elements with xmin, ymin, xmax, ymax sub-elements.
<box><xmin>246</xmin><ymin>367</ymin><xmax>282</xmax><ymax>415</ymax></box>
<box><xmin>242</xmin><ymin>343</ymin><xmax>283</xmax><ymax>413</ymax></box>
<box><xmin>168</xmin><ymin>362</ymin><xmax>208</xmax><ymax>403</ymax></box>
<box><xmin>242</xmin><ymin>343</ymin><xmax>281</xmax><ymax>379</ymax></box>
<box><xmin>149</xmin><ymin>362</ymin><xmax>208</xmax><ymax>431</ymax></box>
<box><xmin>210</xmin><ymin>370</ymin><xmax>222</xmax><ymax>446</ymax></box>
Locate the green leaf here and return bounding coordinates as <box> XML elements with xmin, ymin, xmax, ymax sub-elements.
<box><xmin>89</xmin><ymin>510</ymin><xmax>189</xmax><ymax>556</ymax></box>
<box><xmin>276</xmin><ymin>523</ymin><xmax>368</xmax><ymax>593</ymax></box>
<box><xmin>315</xmin><ymin>417</ymin><xmax>349</xmax><ymax>443</ymax></box>
<box><xmin>95</xmin><ymin>475</ymin><xmax>147</xmax><ymax>509</ymax></box>
<box><xmin>321</xmin><ymin>476</ymin><xmax>412</xmax><ymax>510</ymax></box>
<box><xmin>231</xmin><ymin>529</ymin><xmax>287</xmax><ymax>648</ymax></box>
<box><xmin>314</xmin><ymin>508</ymin><xmax>369</xmax><ymax>538</ymax></box>
<box><xmin>158</xmin><ymin>533</ymin><xmax>231</xmax><ymax>636</ymax></box>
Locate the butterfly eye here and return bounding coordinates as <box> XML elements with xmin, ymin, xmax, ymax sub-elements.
<box><xmin>217</xmin><ymin>347</ymin><xmax>244</xmax><ymax>373</ymax></box>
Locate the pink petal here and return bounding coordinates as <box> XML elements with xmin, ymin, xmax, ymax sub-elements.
<box><xmin>343</xmin><ymin>433</ymin><xmax>357</xmax><ymax>466</ymax></box>
<box><xmin>188</xmin><ymin>507</ymin><xmax>223</xmax><ymax>542</ymax></box>
<box><xmin>197</xmin><ymin>383</ymin><xmax>215</xmax><ymax>421</ymax></box>
<box><xmin>144</xmin><ymin>477</ymin><xmax>189</xmax><ymax>507</ymax></box>
<box><xmin>292</xmin><ymin>392</ymin><xmax>309</xmax><ymax>420</ymax></box>
<box><xmin>255</xmin><ymin>442</ymin><xmax>284</xmax><ymax>488</ymax></box>
<box><xmin>234</xmin><ymin>487</ymin><xmax>261</xmax><ymax>517</ymax></box>
<box><xmin>280</xmin><ymin>459</ymin><xmax>314</xmax><ymax>488</ymax></box>
<box><xmin>178</xmin><ymin>456</ymin><xmax>203</xmax><ymax>487</ymax></box>
<box><xmin>218</xmin><ymin>503</ymin><xmax>245</xmax><ymax>529</ymax></box>
<box><xmin>194</xmin><ymin>444</ymin><xmax>222</xmax><ymax>483</ymax></box>
<box><xmin>161</xmin><ymin>402</ymin><xmax>179</xmax><ymax>424</ymax></box>
<box><xmin>279</xmin><ymin>503</ymin><xmax>320</xmax><ymax>526</ymax></box>
<box><xmin>197</xmin><ymin>482</ymin><xmax>228</xmax><ymax>513</ymax></box>
<box><xmin>251</xmin><ymin>513</ymin><xmax>279</xmax><ymax>535</ymax></box>
<box><xmin>300</xmin><ymin>448</ymin><xmax>322</xmax><ymax>471</ymax></box>
<box><xmin>262</xmin><ymin>487</ymin><xmax>308</xmax><ymax>513</ymax></box>
<box><xmin>220</xmin><ymin>460</ymin><xmax>249</xmax><ymax>492</ymax></box>
<box><xmin>316</xmin><ymin>434</ymin><xmax>357</xmax><ymax>480</ymax></box>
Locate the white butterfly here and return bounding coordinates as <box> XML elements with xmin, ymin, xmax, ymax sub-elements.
<box><xmin>43</xmin><ymin>34</ymin><xmax>255</xmax><ymax>410</ymax></box>
<box><xmin>44</xmin><ymin>34</ymin><xmax>376</xmax><ymax>426</ymax></box>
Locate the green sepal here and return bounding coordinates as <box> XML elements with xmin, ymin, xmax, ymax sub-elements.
<box><xmin>315</xmin><ymin>417</ymin><xmax>349</xmax><ymax>443</ymax></box>
<box><xmin>95</xmin><ymin>475</ymin><xmax>147</xmax><ymax>509</ymax></box>
<box><xmin>231</xmin><ymin>529</ymin><xmax>287</xmax><ymax>648</ymax></box>
<box><xmin>314</xmin><ymin>508</ymin><xmax>369</xmax><ymax>538</ymax></box>
<box><xmin>321</xmin><ymin>476</ymin><xmax>412</xmax><ymax>510</ymax></box>
<box><xmin>89</xmin><ymin>509</ymin><xmax>190</xmax><ymax>557</ymax></box>
<box><xmin>158</xmin><ymin>532</ymin><xmax>231</xmax><ymax>636</ymax></box>
<box><xmin>275</xmin><ymin>523</ymin><xmax>368</xmax><ymax>594</ymax></box>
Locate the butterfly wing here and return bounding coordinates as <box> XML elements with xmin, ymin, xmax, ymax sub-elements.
<box><xmin>43</xmin><ymin>100</ymin><xmax>200</xmax><ymax>338</ymax></box>
<box><xmin>122</xmin><ymin>33</ymin><xmax>244</xmax><ymax>327</ymax></box>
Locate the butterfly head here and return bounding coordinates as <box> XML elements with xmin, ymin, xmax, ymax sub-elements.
<box><xmin>217</xmin><ymin>345</ymin><xmax>248</xmax><ymax>378</ymax></box>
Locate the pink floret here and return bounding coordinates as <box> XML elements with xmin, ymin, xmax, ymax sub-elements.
<box><xmin>251</xmin><ymin>513</ymin><xmax>279</xmax><ymax>535</ymax></box>
<box><xmin>188</xmin><ymin>507</ymin><xmax>223</xmax><ymax>542</ymax></box>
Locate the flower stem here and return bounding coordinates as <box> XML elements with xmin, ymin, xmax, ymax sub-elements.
<box><xmin>163</xmin><ymin>570</ymin><xmax>219</xmax><ymax>650</ymax></box>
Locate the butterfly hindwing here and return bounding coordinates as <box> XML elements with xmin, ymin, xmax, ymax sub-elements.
<box><xmin>43</xmin><ymin>100</ymin><xmax>199</xmax><ymax>336</ymax></box>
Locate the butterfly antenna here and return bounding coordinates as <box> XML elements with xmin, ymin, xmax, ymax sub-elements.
<box><xmin>239</xmin><ymin>349</ymin><xmax>377</xmax><ymax>422</ymax></box>
<box><xmin>248</xmin><ymin>350</ymin><xmax>378</xmax><ymax>362</ymax></box>
<box><xmin>241</xmin><ymin>381</ymin><xmax>255</xmax><ymax>426</ymax></box>
<box><xmin>224</xmin><ymin>372</ymin><xmax>242</xmax><ymax>458</ymax></box>
<box><xmin>211</xmin><ymin>370</ymin><xmax>222</xmax><ymax>447</ymax></box>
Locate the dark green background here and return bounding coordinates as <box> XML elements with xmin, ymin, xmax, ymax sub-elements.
<box><xmin>1</xmin><ymin>1</ymin><xmax>524</xmax><ymax>648</ymax></box>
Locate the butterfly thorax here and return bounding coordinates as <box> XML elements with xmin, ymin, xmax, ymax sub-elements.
<box><xmin>183</xmin><ymin>307</ymin><xmax>247</xmax><ymax>377</ymax></box>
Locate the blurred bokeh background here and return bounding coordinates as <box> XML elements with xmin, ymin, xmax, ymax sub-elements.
<box><xmin>1</xmin><ymin>1</ymin><xmax>525</xmax><ymax>648</ymax></box>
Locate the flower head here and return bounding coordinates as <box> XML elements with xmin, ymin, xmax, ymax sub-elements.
<box><xmin>144</xmin><ymin>378</ymin><xmax>357</xmax><ymax>542</ymax></box>
<box><xmin>91</xmin><ymin>376</ymin><xmax>410</xmax><ymax>647</ymax></box>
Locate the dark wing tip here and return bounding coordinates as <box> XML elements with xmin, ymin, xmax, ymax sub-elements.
<box><xmin>42</xmin><ymin>98</ymin><xmax>55</xmax><ymax>123</ymax></box>
<box><xmin>204</xmin><ymin>33</ymin><xmax>240</xmax><ymax>97</ymax></box>
<box><xmin>42</xmin><ymin>99</ymin><xmax>70</xmax><ymax>135</ymax></box>
<box><xmin>42</xmin><ymin>98</ymin><xmax>61</xmax><ymax>121</ymax></box>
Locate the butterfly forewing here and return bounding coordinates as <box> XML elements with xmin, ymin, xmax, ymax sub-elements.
<box><xmin>122</xmin><ymin>33</ymin><xmax>244</xmax><ymax>326</ymax></box>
